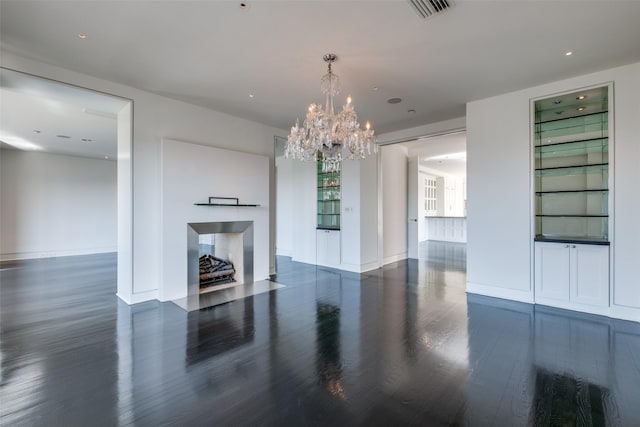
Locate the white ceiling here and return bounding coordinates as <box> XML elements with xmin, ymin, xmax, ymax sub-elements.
<box><xmin>1</xmin><ymin>0</ymin><xmax>639</xmax><ymax>138</ymax></box>
<box><xmin>0</xmin><ymin>69</ymin><xmax>126</xmax><ymax>159</ymax></box>
<box><xmin>400</xmin><ymin>131</ymin><xmax>467</xmax><ymax>177</ymax></box>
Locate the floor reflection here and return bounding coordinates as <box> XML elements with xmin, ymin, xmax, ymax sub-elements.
<box><xmin>2</xmin><ymin>244</ymin><xmax>639</xmax><ymax>425</ymax></box>
<box><xmin>530</xmin><ymin>369</ymin><xmax>609</xmax><ymax>426</ymax></box>
<box><xmin>316</xmin><ymin>303</ymin><xmax>344</xmax><ymax>399</ymax></box>
<box><xmin>186</xmin><ymin>297</ymin><xmax>255</xmax><ymax>366</ymax></box>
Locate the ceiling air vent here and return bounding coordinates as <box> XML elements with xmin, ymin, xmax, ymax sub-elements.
<box><xmin>408</xmin><ymin>0</ymin><xmax>454</xmax><ymax>19</ymax></box>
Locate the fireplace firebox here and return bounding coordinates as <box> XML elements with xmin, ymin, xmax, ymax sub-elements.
<box><xmin>187</xmin><ymin>221</ymin><xmax>253</xmax><ymax>297</ymax></box>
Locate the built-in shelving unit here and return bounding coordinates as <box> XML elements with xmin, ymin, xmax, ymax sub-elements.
<box><xmin>532</xmin><ymin>85</ymin><xmax>612</xmax><ymax>315</ymax></box>
<box><xmin>534</xmin><ymin>86</ymin><xmax>609</xmax><ymax>244</ymax></box>
<box><xmin>317</xmin><ymin>157</ymin><xmax>341</xmax><ymax>230</ymax></box>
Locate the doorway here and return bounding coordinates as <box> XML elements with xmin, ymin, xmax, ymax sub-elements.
<box><xmin>380</xmin><ymin>131</ymin><xmax>467</xmax><ymax>263</ymax></box>
<box><xmin>0</xmin><ymin>67</ymin><xmax>133</xmax><ymax>295</ymax></box>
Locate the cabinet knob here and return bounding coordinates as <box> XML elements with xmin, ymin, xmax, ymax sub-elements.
<box><xmin>572</xmin><ymin>245</ymin><xmax>576</xmax><ymax>248</ymax></box>
<box><xmin>564</xmin><ymin>244</ymin><xmax>570</xmax><ymax>248</ymax></box>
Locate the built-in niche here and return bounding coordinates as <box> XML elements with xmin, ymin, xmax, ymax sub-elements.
<box><xmin>534</xmin><ymin>85</ymin><xmax>610</xmax><ymax>242</ymax></box>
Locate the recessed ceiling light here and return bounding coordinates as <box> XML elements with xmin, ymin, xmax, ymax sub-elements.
<box><xmin>408</xmin><ymin>109</ymin><xmax>416</xmax><ymax>114</ymax></box>
<box><xmin>56</xmin><ymin>135</ymin><xmax>71</xmax><ymax>139</ymax></box>
<box><xmin>104</xmin><ymin>156</ymin><xmax>109</xmax><ymax>159</ymax></box>
<box><xmin>372</xmin><ymin>86</ymin><xmax>379</xmax><ymax>91</ymax></box>
<box><xmin>387</xmin><ymin>97</ymin><xmax>402</xmax><ymax>104</ymax></box>
<box><xmin>78</xmin><ymin>33</ymin><xmax>87</xmax><ymax>39</ymax></box>
<box><xmin>565</xmin><ymin>51</ymin><xmax>573</xmax><ymax>56</ymax></box>
<box><xmin>577</xmin><ymin>107</ymin><xmax>585</xmax><ymax>111</ymax></box>
<box><xmin>249</xmin><ymin>94</ymin><xmax>254</xmax><ymax>98</ymax></box>
<box><xmin>576</xmin><ymin>95</ymin><xmax>586</xmax><ymax>100</ymax></box>
<box><xmin>33</xmin><ymin>130</ymin><xmax>41</xmax><ymax>134</ymax></box>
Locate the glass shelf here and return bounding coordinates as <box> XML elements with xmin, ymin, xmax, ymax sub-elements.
<box><xmin>317</xmin><ymin>189</ymin><xmax>341</xmax><ymax>200</ymax></box>
<box><xmin>536</xmin><ymin>162</ymin><xmax>608</xmax><ymax>172</ymax></box>
<box><xmin>535</xmin><ymin>113</ymin><xmax>608</xmax><ymax>145</ymax></box>
<box><xmin>318</xmin><ymin>200</ymin><xmax>341</xmax><ymax>214</ymax></box>
<box><xmin>536</xmin><ymin>216</ymin><xmax>608</xmax><ymax>241</ymax></box>
<box><xmin>317</xmin><ymin>214</ymin><xmax>340</xmax><ymax>230</ymax></box>
<box><xmin>536</xmin><ymin>191</ymin><xmax>608</xmax><ymax>216</ymax></box>
<box><xmin>535</xmin><ymin>139</ymin><xmax>608</xmax><ymax>169</ymax></box>
<box><xmin>535</xmin><ymin>164</ymin><xmax>608</xmax><ymax>192</ymax></box>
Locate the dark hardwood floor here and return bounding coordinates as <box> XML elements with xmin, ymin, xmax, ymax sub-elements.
<box><xmin>1</xmin><ymin>242</ymin><xmax>639</xmax><ymax>426</ymax></box>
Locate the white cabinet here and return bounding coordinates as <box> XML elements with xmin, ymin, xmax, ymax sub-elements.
<box><xmin>425</xmin><ymin>217</ymin><xmax>467</xmax><ymax>243</ymax></box>
<box><xmin>316</xmin><ymin>229</ymin><xmax>340</xmax><ymax>268</ymax></box>
<box><xmin>535</xmin><ymin>242</ymin><xmax>609</xmax><ymax>313</ymax></box>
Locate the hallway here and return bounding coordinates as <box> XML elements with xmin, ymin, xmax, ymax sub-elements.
<box><xmin>1</xmin><ymin>243</ymin><xmax>639</xmax><ymax>426</ymax></box>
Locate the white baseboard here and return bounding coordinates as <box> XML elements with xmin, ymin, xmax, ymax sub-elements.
<box><xmin>360</xmin><ymin>260</ymin><xmax>381</xmax><ymax>273</ymax></box>
<box><xmin>0</xmin><ymin>247</ymin><xmax>117</xmax><ymax>261</ymax></box>
<box><xmin>534</xmin><ymin>297</ymin><xmax>611</xmax><ymax>318</ymax></box>
<box><xmin>337</xmin><ymin>260</ymin><xmax>381</xmax><ymax>273</ymax></box>
<box><xmin>609</xmin><ymin>304</ymin><xmax>640</xmax><ymax>322</ymax></box>
<box><xmin>117</xmin><ymin>289</ymin><xmax>158</xmax><ymax>305</ymax></box>
<box><xmin>468</xmin><ymin>283</ymin><xmax>640</xmax><ymax>323</ymax></box>
<box><xmin>466</xmin><ymin>281</ymin><xmax>534</xmax><ymax>304</ymax></box>
<box><xmin>276</xmin><ymin>249</ymin><xmax>293</xmax><ymax>257</ymax></box>
<box><xmin>383</xmin><ymin>252</ymin><xmax>408</xmax><ymax>265</ymax></box>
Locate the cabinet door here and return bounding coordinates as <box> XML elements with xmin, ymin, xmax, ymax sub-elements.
<box><xmin>570</xmin><ymin>244</ymin><xmax>609</xmax><ymax>307</ymax></box>
<box><xmin>535</xmin><ymin>242</ymin><xmax>570</xmax><ymax>302</ymax></box>
<box><xmin>316</xmin><ymin>229</ymin><xmax>341</xmax><ymax>267</ymax></box>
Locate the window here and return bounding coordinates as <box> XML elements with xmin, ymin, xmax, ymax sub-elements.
<box><xmin>424</xmin><ymin>177</ymin><xmax>437</xmax><ymax>215</ymax></box>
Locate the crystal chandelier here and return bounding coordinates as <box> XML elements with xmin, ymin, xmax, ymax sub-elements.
<box><xmin>285</xmin><ymin>53</ymin><xmax>376</xmax><ymax>173</ymax></box>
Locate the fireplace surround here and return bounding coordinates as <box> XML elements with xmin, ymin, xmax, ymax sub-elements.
<box><xmin>187</xmin><ymin>221</ymin><xmax>254</xmax><ymax>297</ymax></box>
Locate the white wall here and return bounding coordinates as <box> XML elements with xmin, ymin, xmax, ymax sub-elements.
<box><xmin>339</xmin><ymin>154</ymin><xmax>379</xmax><ymax>273</ymax></box>
<box><xmin>291</xmin><ymin>159</ymin><xmax>317</xmax><ymax>265</ymax></box>
<box><xmin>0</xmin><ymin>51</ymin><xmax>287</xmax><ymax>304</ymax></box>
<box><xmin>418</xmin><ymin>169</ymin><xmax>428</xmax><ymax>241</ymax></box>
<box><xmin>359</xmin><ymin>154</ymin><xmax>379</xmax><ymax>269</ymax></box>
<box><xmin>466</xmin><ymin>61</ymin><xmax>640</xmax><ymax>321</ymax></box>
<box><xmin>0</xmin><ymin>149</ymin><xmax>116</xmax><ymax>259</ymax></box>
<box><xmin>159</xmin><ymin>139</ymin><xmax>269</xmax><ymax>301</ymax></box>
<box><xmin>340</xmin><ymin>157</ymin><xmax>361</xmax><ymax>270</ymax></box>
<box><xmin>381</xmin><ymin>144</ymin><xmax>408</xmax><ymax>264</ymax></box>
<box><xmin>275</xmin><ymin>154</ymin><xmax>294</xmax><ymax>257</ymax></box>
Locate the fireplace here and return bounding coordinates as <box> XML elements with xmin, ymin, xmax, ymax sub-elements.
<box><xmin>187</xmin><ymin>221</ymin><xmax>253</xmax><ymax>297</ymax></box>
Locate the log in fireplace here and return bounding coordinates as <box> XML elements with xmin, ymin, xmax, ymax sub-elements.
<box><xmin>199</xmin><ymin>254</ymin><xmax>236</xmax><ymax>288</ymax></box>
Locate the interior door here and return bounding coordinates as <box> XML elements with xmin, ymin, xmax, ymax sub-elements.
<box><xmin>408</xmin><ymin>159</ymin><xmax>419</xmax><ymax>259</ymax></box>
